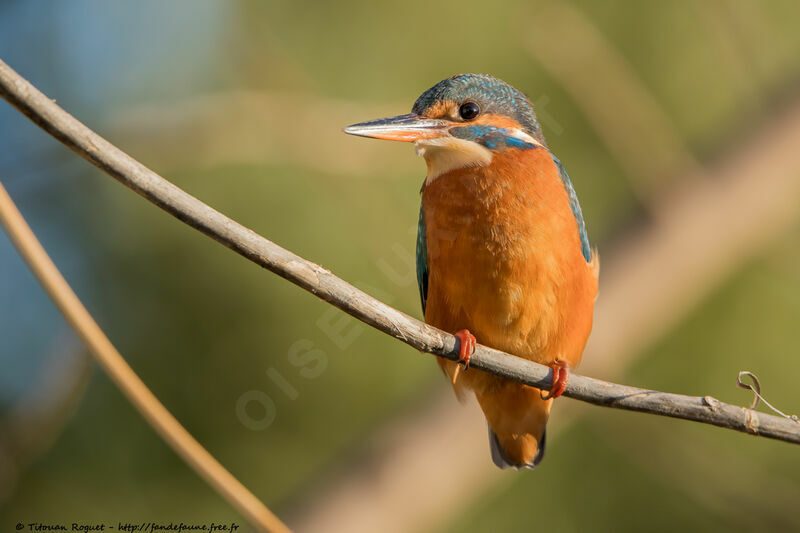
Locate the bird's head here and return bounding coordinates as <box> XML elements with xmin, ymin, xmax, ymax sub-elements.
<box><xmin>344</xmin><ymin>74</ymin><xmax>546</xmax><ymax>179</ymax></box>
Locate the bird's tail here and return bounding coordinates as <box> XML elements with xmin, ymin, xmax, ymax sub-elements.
<box><xmin>476</xmin><ymin>382</ymin><xmax>551</xmax><ymax>469</ymax></box>
<box><xmin>489</xmin><ymin>427</ymin><xmax>546</xmax><ymax>469</ymax></box>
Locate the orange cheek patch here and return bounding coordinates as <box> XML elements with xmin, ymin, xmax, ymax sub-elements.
<box><xmin>421</xmin><ymin>100</ymin><xmax>458</xmax><ymax>119</ymax></box>
<box><xmin>472</xmin><ymin>113</ymin><xmax>525</xmax><ymax>130</ymax></box>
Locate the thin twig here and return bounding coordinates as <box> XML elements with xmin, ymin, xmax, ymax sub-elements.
<box><xmin>0</xmin><ymin>181</ymin><xmax>291</xmax><ymax>533</ymax></box>
<box><xmin>1</xmin><ymin>57</ymin><xmax>798</xmax><ymax>446</ymax></box>
<box><xmin>737</xmin><ymin>371</ymin><xmax>799</xmax><ymax>422</ymax></box>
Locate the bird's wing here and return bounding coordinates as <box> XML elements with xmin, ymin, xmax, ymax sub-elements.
<box><xmin>551</xmin><ymin>155</ymin><xmax>592</xmax><ymax>262</ymax></box>
<box><xmin>416</xmin><ymin>204</ymin><xmax>428</xmax><ymax>314</ymax></box>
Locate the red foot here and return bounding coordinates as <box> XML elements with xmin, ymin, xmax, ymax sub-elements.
<box><xmin>542</xmin><ymin>361</ymin><xmax>569</xmax><ymax>400</ymax></box>
<box><xmin>454</xmin><ymin>329</ymin><xmax>476</xmax><ymax>369</ymax></box>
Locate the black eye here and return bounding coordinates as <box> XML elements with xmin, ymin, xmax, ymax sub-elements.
<box><xmin>459</xmin><ymin>102</ymin><xmax>480</xmax><ymax>120</ymax></box>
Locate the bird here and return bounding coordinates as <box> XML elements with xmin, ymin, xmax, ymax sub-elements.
<box><xmin>344</xmin><ymin>74</ymin><xmax>598</xmax><ymax>469</ymax></box>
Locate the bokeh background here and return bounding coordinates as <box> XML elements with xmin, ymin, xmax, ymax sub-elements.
<box><xmin>2</xmin><ymin>1</ymin><xmax>800</xmax><ymax>531</ymax></box>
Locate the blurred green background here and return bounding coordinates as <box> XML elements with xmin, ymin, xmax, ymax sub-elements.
<box><xmin>2</xmin><ymin>1</ymin><xmax>800</xmax><ymax>531</ymax></box>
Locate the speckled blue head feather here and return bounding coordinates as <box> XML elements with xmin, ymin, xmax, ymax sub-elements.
<box><xmin>411</xmin><ymin>74</ymin><xmax>547</xmax><ymax>146</ymax></box>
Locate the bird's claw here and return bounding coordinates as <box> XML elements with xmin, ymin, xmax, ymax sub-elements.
<box><xmin>454</xmin><ymin>329</ymin><xmax>476</xmax><ymax>370</ymax></box>
<box><xmin>541</xmin><ymin>361</ymin><xmax>569</xmax><ymax>400</ymax></box>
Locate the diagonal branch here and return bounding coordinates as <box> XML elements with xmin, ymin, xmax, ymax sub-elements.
<box><xmin>1</xmin><ymin>58</ymin><xmax>798</xmax><ymax>445</ymax></box>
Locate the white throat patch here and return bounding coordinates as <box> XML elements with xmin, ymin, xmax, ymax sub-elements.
<box><xmin>415</xmin><ymin>137</ymin><xmax>493</xmax><ymax>183</ymax></box>
<box><xmin>415</xmin><ymin>129</ymin><xmax>542</xmax><ymax>183</ymax></box>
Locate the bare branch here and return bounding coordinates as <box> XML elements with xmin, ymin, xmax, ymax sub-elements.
<box><xmin>1</xmin><ymin>58</ymin><xmax>798</xmax><ymax>446</ymax></box>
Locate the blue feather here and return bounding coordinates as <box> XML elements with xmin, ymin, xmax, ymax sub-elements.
<box><xmin>552</xmin><ymin>156</ymin><xmax>591</xmax><ymax>262</ymax></box>
<box><xmin>450</xmin><ymin>125</ymin><xmax>537</xmax><ymax>151</ymax></box>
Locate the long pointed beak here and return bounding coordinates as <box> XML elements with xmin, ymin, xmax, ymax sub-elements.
<box><xmin>343</xmin><ymin>113</ymin><xmax>450</xmax><ymax>142</ymax></box>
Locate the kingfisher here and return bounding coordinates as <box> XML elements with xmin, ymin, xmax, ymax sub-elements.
<box><xmin>344</xmin><ymin>74</ymin><xmax>598</xmax><ymax>469</ymax></box>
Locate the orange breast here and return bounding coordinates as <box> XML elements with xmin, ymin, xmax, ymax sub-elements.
<box><xmin>422</xmin><ymin>147</ymin><xmax>598</xmax><ymax>396</ymax></box>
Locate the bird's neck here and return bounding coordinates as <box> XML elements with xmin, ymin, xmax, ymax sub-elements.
<box><xmin>421</xmin><ymin>148</ymin><xmax>546</xmax><ymax>205</ymax></box>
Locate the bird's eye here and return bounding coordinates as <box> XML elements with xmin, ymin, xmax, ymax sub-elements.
<box><xmin>459</xmin><ymin>102</ymin><xmax>480</xmax><ymax>120</ymax></box>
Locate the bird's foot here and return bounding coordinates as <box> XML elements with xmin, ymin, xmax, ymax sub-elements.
<box><xmin>541</xmin><ymin>360</ymin><xmax>569</xmax><ymax>400</ymax></box>
<box><xmin>454</xmin><ymin>329</ymin><xmax>476</xmax><ymax>369</ymax></box>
